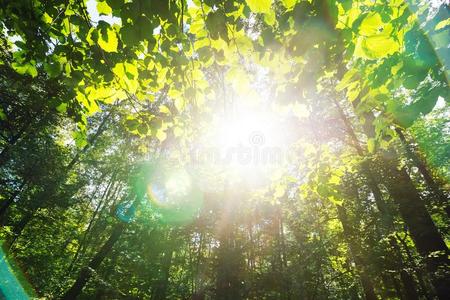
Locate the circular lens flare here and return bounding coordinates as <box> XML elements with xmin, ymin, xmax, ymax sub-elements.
<box><xmin>146</xmin><ymin>166</ymin><xmax>202</xmax><ymax>225</ymax></box>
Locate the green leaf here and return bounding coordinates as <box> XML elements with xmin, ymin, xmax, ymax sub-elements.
<box><xmin>159</xmin><ymin>105</ymin><xmax>171</xmax><ymax>114</ymax></box>
<box><xmin>56</xmin><ymin>103</ymin><xmax>67</xmax><ymax>113</ymax></box>
<box><xmin>205</xmin><ymin>10</ymin><xmax>229</xmax><ymax>41</ymax></box>
<box><xmin>435</xmin><ymin>18</ymin><xmax>450</xmax><ymax>31</ymax></box>
<box><xmin>42</xmin><ymin>12</ymin><xmax>53</xmax><ymax>23</ymax></box>
<box><xmin>44</xmin><ymin>62</ymin><xmax>61</xmax><ymax>77</ymax></box>
<box><xmin>281</xmin><ymin>0</ymin><xmax>296</xmax><ymax>9</ymax></box>
<box><xmin>12</xmin><ymin>61</ymin><xmax>38</xmax><ymax>77</ymax></box>
<box><xmin>264</xmin><ymin>10</ymin><xmax>276</xmax><ymax>26</ymax></box>
<box><xmin>246</xmin><ymin>0</ymin><xmax>272</xmax><ymax>14</ymax></box>
<box><xmin>106</xmin><ymin>0</ymin><xmax>123</xmax><ymax>10</ymax></box>
<box><xmin>98</xmin><ymin>26</ymin><xmax>118</xmax><ymax>52</ymax></box>
<box><xmin>112</xmin><ymin>62</ymin><xmax>138</xmax><ymax>92</ymax></box>
<box><xmin>137</xmin><ymin>123</ymin><xmax>148</xmax><ymax>135</ymax></box>
<box><xmin>120</xmin><ymin>24</ymin><xmax>140</xmax><ymax>47</ymax></box>
<box><xmin>354</xmin><ymin>13</ymin><xmax>400</xmax><ymax>59</ymax></box>
<box><xmin>156</xmin><ymin>128</ymin><xmax>167</xmax><ymax>142</ymax></box>
<box><xmin>328</xmin><ymin>195</ymin><xmax>343</xmax><ymax>206</ymax></box>
<box><xmin>73</xmin><ymin>130</ymin><xmax>88</xmax><ymax>148</ymax></box>
<box><xmin>355</xmin><ymin>35</ymin><xmax>400</xmax><ymax>59</ymax></box>
<box><xmin>125</xmin><ymin>118</ymin><xmax>139</xmax><ymax>131</ymax></box>
<box><xmin>97</xmin><ymin>1</ymin><xmax>112</xmax><ymax>15</ymax></box>
<box><xmin>367</xmin><ymin>138</ymin><xmax>376</xmax><ymax>153</ymax></box>
<box><xmin>336</xmin><ymin>68</ymin><xmax>358</xmax><ymax>91</ymax></box>
<box><xmin>0</xmin><ymin>108</ymin><xmax>7</xmax><ymax>120</ymax></box>
<box><xmin>403</xmin><ymin>75</ymin><xmax>422</xmax><ymax>90</ymax></box>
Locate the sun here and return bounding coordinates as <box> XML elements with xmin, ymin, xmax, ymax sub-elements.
<box><xmin>192</xmin><ymin>103</ymin><xmax>294</xmax><ymax>187</ymax></box>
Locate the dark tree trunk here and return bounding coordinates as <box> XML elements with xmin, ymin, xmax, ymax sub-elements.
<box><xmin>397</xmin><ymin>233</ymin><xmax>433</xmax><ymax>300</ymax></box>
<box><xmin>66</xmin><ymin>172</ymin><xmax>116</xmax><ymax>274</ymax></box>
<box><xmin>61</xmin><ymin>222</ymin><xmax>125</xmax><ymax>300</ymax></box>
<box><xmin>65</xmin><ymin>109</ymin><xmax>113</xmax><ymax>171</ymax></box>
<box><xmin>388</xmin><ymin>237</ymin><xmax>420</xmax><ymax>300</ymax></box>
<box><xmin>396</xmin><ymin>128</ymin><xmax>450</xmax><ymax>217</ymax></box>
<box><xmin>151</xmin><ymin>246</ymin><xmax>174</xmax><ymax>300</ymax></box>
<box><xmin>0</xmin><ymin>122</ymin><xmax>31</xmax><ymax>167</ymax></box>
<box><xmin>336</xmin><ymin>206</ymin><xmax>377</xmax><ymax>300</ymax></box>
<box><xmin>8</xmin><ymin>210</ymin><xmax>34</xmax><ymax>250</ymax></box>
<box><xmin>0</xmin><ymin>181</ymin><xmax>25</xmax><ymax>223</ymax></box>
<box><xmin>383</xmin><ymin>162</ymin><xmax>450</xmax><ymax>299</ymax></box>
<box><xmin>334</xmin><ymin>96</ymin><xmax>449</xmax><ymax>299</ymax></box>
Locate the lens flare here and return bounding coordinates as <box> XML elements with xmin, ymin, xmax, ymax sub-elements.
<box><xmin>0</xmin><ymin>243</ymin><xmax>34</xmax><ymax>299</ymax></box>
<box><xmin>146</xmin><ymin>166</ymin><xmax>203</xmax><ymax>225</ymax></box>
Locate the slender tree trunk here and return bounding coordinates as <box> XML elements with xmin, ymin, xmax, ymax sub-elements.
<box><xmin>0</xmin><ymin>181</ymin><xmax>25</xmax><ymax>222</ymax></box>
<box><xmin>193</xmin><ymin>231</ymin><xmax>205</xmax><ymax>299</ymax></box>
<box><xmin>332</xmin><ymin>99</ymin><xmax>392</xmax><ymax>223</ymax></box>
<box><xmin>61</xmin><ymin>222</ymin><xmax>125</xmax><ymax>300</ymax></box>
<box><xmin>8</xmin><ymin>210</ymin><xmax>35</xmax><ymax>250</ymax></box>
<box><xmin>0</xmin><ymin>122</ymin><xmax>31</xmax><ymax>167</ymax></box>
<box><xmin>215</xmin><ymin>187</ymin><xmax>243</xmax><ymax>300</ymax></box>
<box><xmin>66</xmin><ymin>172</ymin><xmax>116</xmax><ymax>273</ymax></box>
<box><xmin>396</xmin><ymin>128</ymin><xmax>450</xmax><ymax>217</ymax></box>
<box><xmin>3</xmin><ymin>110</ymin><xmax>115</xmax><ymax>238</ymax></box>
<box><xmin>389</xmin><ymin>238</ymin><xmax>420</xmax><ymax>300</ymax></box>
<box><xmin>277</xmin><ymin>207</ymin><xmax>291</xmax><ymax>300</ymax></box>
<box><xmin>336</xmin><ymin>205</ymin><xmax>377</xmax><ymax>300</ymax></box>
<box><xmin>397</xmin><ymin>233</ymin><xmax>433</xmax><ymax>300</ymax></box>
<box><xmin>151</xmin><ymin>243</ymin><xmax>174</xmax><ymax>300</ymax></box>
<box><xmin>65</xmin><ymin>109</ymin><xmax>113</xmax><ymax>171</ymax></box>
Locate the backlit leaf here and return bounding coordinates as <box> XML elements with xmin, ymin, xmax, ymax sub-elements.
<box><xmin>97</xmin><ymin>1</ymin><xmax>112</xmax><ymax>15</ymax></box>
<box><xmin>98</xmin><ymin>26</ymin><xmax>118</xmax><ymax>52</ymax></box>
<box><xmin>246</xmin><ymin>0</ymin><xmax>272</xmax><ymax>14</ymax></box>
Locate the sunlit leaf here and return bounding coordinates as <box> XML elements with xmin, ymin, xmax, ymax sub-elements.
<box><xmin>97</xmin><ymin>1</ymin><xmax>112</xmax><ymax>15</ymax></box>
<box><xmin>98</xmin><ymin>26</ymin><xmax>118</xmax><ymax>52</ymax></box>
<box><xmin>246</xmin><ymin>0</ymin><xmax>272</xmax><ymax>13</ymax></box>
<box><xmin>12</xmin><ymin>61</ymin><xmax>38</xmax><ymax>77</ymax></box>
<box><xmin>281</xmin><ymin>0</ymin><xmax>296</xmax><ymax>9</ymax></box>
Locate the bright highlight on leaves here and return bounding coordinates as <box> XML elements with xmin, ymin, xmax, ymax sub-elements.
<box><xmin>246</xmin><ymin>0</ymin><xmax>272</xmax><ymax>13</ymax></box>
<box><xmin>12</xmin><ymin>61</ymin><xmax>38</xmax><ymax>77</ymax></box>
<box><xmin>354</xmin><ymin>13</ymin><xmax>401</xmax><ymax>59</ymax></box>
<box><xmin>97</xmin><ymin>1</ymin><xmax>112</xmax><ymax>15</ymax></box>
<box><xmin>281</xmin><ymin>0</ymin><xmax>296</xmax><ymax>9</ymax></box>
<box><xmin>98</xmin><ymin>27</ymin><xmax>118</xmax><ymax>52</ymax></box>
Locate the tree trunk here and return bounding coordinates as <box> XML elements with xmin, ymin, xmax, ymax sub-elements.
<box><xmin>0</xmin><ymin>181</ymin><xmax>25</xmax><ymax>223</ymax></box>
<box><xmin>334</xmin><ymin>96</ymin><xmax>449</xmax><ymax>299</ymax></box>
<box><xmin>61</xmin><ymin>222</ymin><xmax>125</xmax><ymax>300</ymax></box>
<box><xmin>397</xmin><ymin>232</ymin><xmax>433</xmax><ymax>300</ymax></box>
<box><xmin>65</xmin><ymin>109</ymin><xmax>113</xmax><ymax>171</ymax></box>
<box><xmin>8</xmin><ymin>210</ymin><xmax>34</xmax><ymax>250</ymax></box>
<box><xmin>151</xmin><ymin>244</ymin><xmax>174</xmax><ymax>300</ymax></box>
<box><xmin>66</xmin><ymin>172</ymin><xmax>116</xmax><ymax>274</ymax></box>
<box><xmin>332</xmin><ymin>98</ymin><xmax>392</xmax><ymax>223</ymax></box>
<box><xmin>388</xmin><ymin>237</ymin><xmax>420</xmax><ymax>300</ymax></box>
<box><xmin>383</xmin><ymin>161</ymin><xmax>449</xmax><ymax>299</ymax></box>
<box><xmin>396</xmin><ymin>128</ymin><xmax>450</xmax><ymax>217</ymax></box>
<box><xmin>336</xmin><ymin>205</ymin><xmax>377</xmax><ymax>300</ymax></box>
